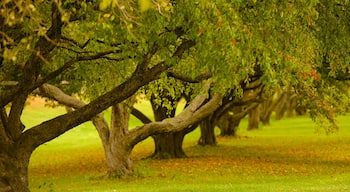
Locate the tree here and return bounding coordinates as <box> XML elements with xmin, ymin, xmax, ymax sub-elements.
<box><xmin>0</xmin><ymin>0</ymin><xmax>198</xmax><ymax>190</ymax></box>
<box><xmin>144</xmin><ymin>74</ymin><xmax>211</xmax><ymax>159</ymax></box>
<box><xmin>1</xmin><ymin>0</ymin><xmax>349</xmax><ymax>191</ymax></box>
<box><xmin>149</xmin><ymin>83</ymin><xmax>195</xmax><ymax>159</ymax></box>
<box><xmin>199</xmin><ymin>73</ymin><xmax>263</xmax><ymax>143</ymax></box>
<box><xmin>41</xmin><ymin>81</ymin><xmax>222</xmax><ymax>177</ymax></box>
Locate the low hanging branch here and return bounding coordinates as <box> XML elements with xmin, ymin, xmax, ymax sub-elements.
<box><xmin>36</xmin><ymin>49</ymin><xmax>122</xmax><ymax>86</ymax></box>
<box><xmin>39</xmin><ymin>83</ymin><xmax>111</xmax><ymax>147</ymax></box>
<box><xmin>127</xmin><ymin>83</ymin><xmax>223</xmax><ymax>147</ymax></box>
<box><xmin>0</xmin><ymin>49</ymin><xmax>122</xmax><ymax>109</ymax></box>
<box><xmin>19</xmin><ymin>37</ymin><xmax>196</xmax><ymax>151</ymax></box>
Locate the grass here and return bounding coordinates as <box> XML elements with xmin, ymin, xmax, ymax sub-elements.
<box><xmin>25</xmin><ymin>100</ymin><xmax>350</xmax><ymax>191</ymax></box>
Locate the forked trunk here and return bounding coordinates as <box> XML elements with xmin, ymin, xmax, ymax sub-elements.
<box><xmin>104</xmin><ymin>103</ymin><xmax>134</xmax><ymax>177</ymax></box>
<box><xmin>0</xmin><ymin>146</ymin><xmax>31</xmax><ymax>192</ymax></box>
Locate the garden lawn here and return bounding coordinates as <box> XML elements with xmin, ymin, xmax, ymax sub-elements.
<box><xmin>25</xmin><ymin>101</ymin><xmax>350</xmax><ymax>191</ymax></box>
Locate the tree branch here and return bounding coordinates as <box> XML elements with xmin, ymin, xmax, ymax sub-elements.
<box><xmin>0</xmin><ymin>108</ymin><xmax>10</xmax><ymax>143</ymax></box>
<box><xmin>39</xmin><ymin>84</ymin><xmax>85</xmax><ymax>108</ymax></box>
<box><xmin>18</xmin><ymin>32</ymin><xmax>195</xmax><ymax>152</ymax></box>
<box><xmin>172</xmin><ymin>39</ymin><xmax>195</xmax><ymax>58</ymax></box>
<box><xmin>39</xmin><ymin>83</ymin><xmax>111</xmax><ymax>147</ymax></box>
<box><xmin>19</xmin><ymin>55</ymin><xmax>169</xmax><ymax>151</ymax></box>
<box><xmin>135</xmin><ymin>43</ymin><xmax>159</xmax><ymax>72</ymax></box>
<box><xmin>131</xmin><ymin>108</ymin><xmax>153</xmax><ymax>124</ymax></box>
<box><xmin>0</xmin><ymin>1</ymin><xmax>64</xmax><ymax>108</ymax></box>
<box><xmin>232</xmin><ymin>102</ymin><xmax>259</xmax><ymax>121</ymax></box>
<box><xmin>127</xmin><ymin>83</ymin><xmax>223</xmax><ymax>147</ymax></box>
<box><xmin>36</xmin><ymin>49</ymin><xmax>122</xmax><ymax>87</ymax></box>
<box><xmin>0</xmin><ymin>81</ymin><xmax>18</xmax><ymax>86</ymax></box>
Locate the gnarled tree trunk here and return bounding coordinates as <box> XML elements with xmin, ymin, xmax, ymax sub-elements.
<box><xmin>101</xmin><ymin>103</ymin><xmax>134</xmax><ymax>177</ymax></box>
<box><xmin>0</xmin><ymin>146</ymin><xmax>31</xmax><ymax>192</ymax></box>
<box><xmin>104</xmin><ymin>142</ymin><xmax>133</xmax><ymax>177</ymax></box>
<box><xmin>1</xmin><ymin>110</ymin><xmax>34</xmax><ymax>192</ymax></box>
<box><xmin>150</xmin><ymin>97</ymin><xmax>185</xmax><ymax>158</ymax></box>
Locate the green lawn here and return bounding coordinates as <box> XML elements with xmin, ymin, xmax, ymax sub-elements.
<box><xmin>25</xmin><ymin>103</ymin><xmax>350</xmax><ymax>192</ymax></box>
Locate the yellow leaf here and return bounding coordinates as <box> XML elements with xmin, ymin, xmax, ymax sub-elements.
<box><xmin>138</xmin><ymin>0</ymin><xmax>152</xmax><ymax>12</ymax></box>
<box><xmin>99</xmin><ymin>0</ymin><xmax>112</xmax><ymax>10</ymax></box>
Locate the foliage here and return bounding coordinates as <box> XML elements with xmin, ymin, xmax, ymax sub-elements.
<box><xmin>1</xmin><ymin>0</ymin><xmax>348</xmax><ymax>128</ymax></box>
<box><xmin>1</xmin><ymin>1</ymin><xmax>350</xmax><ymax>191</ymax></box>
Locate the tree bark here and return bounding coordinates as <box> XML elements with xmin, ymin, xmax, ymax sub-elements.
<box><xmin>247</xmin><ymin>105</ymin><xmax>260</xmax><ymax>130</ymax></box>
<box><xmin>218</xmin><ymin>111</ymin><xmax>238</xmax><ymax>137</ymax></box>
<box><xmin>198</xmin><ymin>116</ymin><xmax>216</xmax><ymax>145</ymax></box>
<box><xmin>150</xmin><ymin>96</ymin><xmax>189</xmax><ymax>158</ymax></box>
<box><xmin>275</xmin><ymin>91</ymin><xmax>288</xmax><ymax>120</ymax></box>
<box><xmin>218</xmin><ymin>106</ymin><xmax>242</xmax><ymax>137</ymax></box>
<box><xmin>0</xmin><ymin>144</ymin><xmax>31</xmax><ymax>192</ymax></box>
<box><xmin>105</xmin><ymin>103</ymin><xmax>134</xmax><ymax>176</ymax></box>
<box><xmin>43</xmin><ymin>85</ymin><xmax>136</xmax><ymax>177</ymax></box>
<box><xmin>260</xmin><ymin>95</ymin><xmax>274</xmax><ymax>125</ymax></box>
<box><xmin>152</xmin><ymin>131</ymin><xmax>187</xmax><ymax>159</ymax></box>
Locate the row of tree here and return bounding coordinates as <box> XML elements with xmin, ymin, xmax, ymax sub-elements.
<box><xmin>0</xmin><ymin>0</ymin><xmax>349</xmax><ymax>191</ymax></box>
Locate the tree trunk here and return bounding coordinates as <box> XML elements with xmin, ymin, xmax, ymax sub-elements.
<box><xmin>218</xmin><ymin>111</ymin><xmax>240</xmax><ymax>137</ymax></box>
<box><xmin>92</xmin><ymin>103</ymin><xmax>134</xmax><ymax>177</ymax></box>
<box><xmin>198</xmin><ymin>116</ymin><xmax>216</xmax><ymax>145</ymax></box>
<box><xmin>92</xmin><ymin>114</ymin><xmax>134</xmax><ymax>177</ymax></box>
<box><xmin>106</xmin><ymin>103</ymin><xmax>134</xmax><ymax>177</ymax></box>
<box><xmin>296</xmin><ymin>105</ymin><xmax>307</xmax><ymax>116</ymax></box>
<box><xmin>275</xmin><ymin>92</ymin><xmax>288</xmax><ymax>120</ymax></box>
<box><xmin>152</xmin><ymin>131</ymin><xmax>187</xmax><ymax>159</ymax></box>
<box><xmin>150</xmin><ymin>96</ymin><xmax>188</xmax><ymax>158</ymax></box>
<box><xmin>0</xmin><ymin>146</ymin><xmax>31</xmax><ymax>192</ymax></box>
<box><xmin>248</xmin><ymin>105</ymin><xmax>260</xmax><ymax>130</ymax></box>
<box><xmin>260</xmin><ymin>111</ymin><xmax>271</xmax><ymax>125</ymax></box>
<box><xmin>260</xmin><ymin>96</ymin><xmax>274</xmax><ymax>125</ymax></box>
<box><xmin>104</xmin><ymin>142</ymin><xmax>133</xmax><ymax>177</ymax></box>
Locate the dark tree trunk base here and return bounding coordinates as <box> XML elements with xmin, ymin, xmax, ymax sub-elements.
<box><xmin>248</xmin><ymin>106</ymin><xmax>260</xmax><ymax>130</ymax></box>
<box><xmin>218</xmin><ymin>112</ymin><xmax>240</xmax><ymax>137</ymax></box>
<box><xmin>151</xmin><ymin>131</ymin><xmax>187</xmax><ymax>159</ymax></box>
<box><xmin>0</xmin><ymin>148</ymin><xmax>31</xmax><ymax>192</ymax></box>
<box><xmin>198</xmin><ymin>117</ymin><xmax>216</xmax><ymax>146</ymax></box>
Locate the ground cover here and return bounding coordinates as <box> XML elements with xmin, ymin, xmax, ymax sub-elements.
<box><xmin>25</xmin><ymin>101</ymin><xmax>350</xmax><ymax>192</ymax></box>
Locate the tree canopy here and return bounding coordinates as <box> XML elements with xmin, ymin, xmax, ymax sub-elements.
<box><xmin>0</xmin><ymin>0</ymin><xmax>349</xmax><ymax>191</ymax></box>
